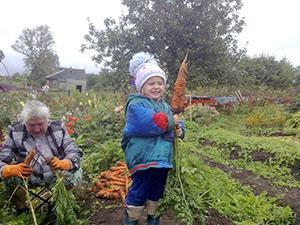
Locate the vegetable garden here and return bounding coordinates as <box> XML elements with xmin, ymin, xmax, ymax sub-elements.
<box><xmin>0</xmin><ymin>90</ymin><xmax>300</xmax><ymax>225</ymax></box>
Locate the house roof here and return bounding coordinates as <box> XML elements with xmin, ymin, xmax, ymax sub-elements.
<box><xmin>46</xmin><ymin>67</ymin><xmax>86</xmax><ymax>80</ymax></box>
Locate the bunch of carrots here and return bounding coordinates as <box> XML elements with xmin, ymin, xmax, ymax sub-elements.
<box><xmin>91</xmin><ymin>161</ymin><xmax>131</xmax><ymax>203</ymax></box>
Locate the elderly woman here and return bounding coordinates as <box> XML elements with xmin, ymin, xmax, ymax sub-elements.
<box><xmin>0</xmin><ymin>100</ymin><xmax>83</xmax><ymax>213</ymax></box>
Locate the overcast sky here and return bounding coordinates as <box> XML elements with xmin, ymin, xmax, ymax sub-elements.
<box><xmin>0</xmin><ymin>0</ymin><xmax>299</xmax><ymax>76</ymax></box>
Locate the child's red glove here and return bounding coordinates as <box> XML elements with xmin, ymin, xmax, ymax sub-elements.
<box><xmin>152</xmin><ymin>112</ymin><xmax>168</xmax><ymax>130</ymax></box>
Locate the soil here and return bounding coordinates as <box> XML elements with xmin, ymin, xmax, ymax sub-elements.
<box><xmin>73</xmin><ymin>184</ymin><xmax>235</xmax><ymax>225</ymax></box>
<box><xmin>291</xmin><ymin>159</ymin><xmax>300</xmax><ymax>181</ymax></box>
<box><xmin>84</xmin><ymin>197</ymin><xmax>234</xmax><ymax>225</ymax></box>
<box><xmin>205</xmin><ymin>208</ymin><xmax>234</xmax><ymax>225</ymax></box>
<box><xmin>202</xmin><ymin>156</ymin><xmax>300</xmax><ymax>224</ymax></box>
<box><xmin>199</xmin><ymin>137</ymin><xmax>300</xmax><ymax>181</ymax></box>
<box><xmin>249</xmin><ymin>150</ymin><xmax>275</xmax><ymax>163</ymax></box>
<box><xmin>89</xmin><ymin>202</ymin><xmax>183</xmax><ymax>225</ymax></box>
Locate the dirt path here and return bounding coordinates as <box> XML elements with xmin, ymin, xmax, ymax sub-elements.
<box><xmin>87</xmin><ymin>199</ymin><xmax>235</xmax><ymax>225</ymax></box>
<box><xmin>203</xmin><ymin>157</ymin><xmax>300</xmax><ymax>224</ymax></box>
<box><xmin>88</xmin><ymin>201</ymin><xmax>183</xmax><ymax>225</ymax></box>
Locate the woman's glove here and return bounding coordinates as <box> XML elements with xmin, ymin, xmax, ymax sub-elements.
<box><xmin>49</xmin><ymin>157</ymin><xmax>71</xmax><ymax>171</ymax></box>
<box><xmin>2</xmin><ymin>163</ymin><xmax>33</xmax><ymax>179</ymax></box>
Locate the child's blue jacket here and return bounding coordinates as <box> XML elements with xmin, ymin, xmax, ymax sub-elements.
<box><xmin>121</xmin><ymin>94</ymin><xmax>175</xmax><ymax>174</ymax></box>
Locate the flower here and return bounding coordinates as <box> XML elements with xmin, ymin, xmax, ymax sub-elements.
<box><xmin>66</xmin><ymin>121</ymin><xmax>74</xmax><ymax>127</ymax></box>
<box><xmin>67</xmin><ymin>128</ymin><xmax>75</xmax><ymax>135</ymax></box>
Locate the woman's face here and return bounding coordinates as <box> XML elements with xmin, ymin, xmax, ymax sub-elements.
<box><xmin>142</xmin><ymin>76</ymin><xmax>165</xmax><ymax>101</ymax></box>
<box><xmin>25</xmin><ymin>117</ymin><xmax>48</xmax><ymax>138</ymax></box>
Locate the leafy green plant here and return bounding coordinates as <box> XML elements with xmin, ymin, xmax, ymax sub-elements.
<box><xmin>245</xmin><ymin>104</ymin><xmax>287</xmax><ymax>130</ymax></box>
<box><xmin>81</xmin><ymin>139</ymin><xmax>124</xmax><ymax>179</ymax></box>
<box><xmin>183</xmin><ymin>106</ymin><xmax>219</xmax><ymax>126</ymax></box>
<box><xmin>52</xmin><ymin>174</ymin><xmax>83</xmax><ymax>225</ymax></box>
<box><xmin>285</xmin><ymin>112</ymin><xmax>300</xmax><ymax>128</ymax></box>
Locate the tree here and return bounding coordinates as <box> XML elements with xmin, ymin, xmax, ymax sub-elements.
<box><xmin>239</xmin><ymin>55</ymin><xmax>295</xmax><ymax>88</ymax></box>
<box><xmin>294</xmin><ymin>65</ymin><xmax>300</xmax><ymax>86</ymax></box>
<box><xmin>82</xmin><ymin>0</ymin><xmax>245</xmax><ymax>90</ymax></box>
<box><xmin>0</xmin><ymin>50</ymin><xmax>4</xmax><ymax>62</ymax></box>
<box><xmin>0</xmin><ymin>49</ymin><xmax>10</xmax><ymax>77</ymax></box>
<box><xmin>12</xmin><ymin>25</ymin><xmax>59</xmax><ymax>84</ymax></box>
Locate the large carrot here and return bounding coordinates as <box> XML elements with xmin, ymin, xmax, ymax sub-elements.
<box><xmin>170</xmin><ymin>52</ymin><xmax>188</xmax><ymax>114</ymax></box>
<box><xmin>170</xmin><ymin>53</ymin><xmax>190</xmax><ymax>214</ymax></box>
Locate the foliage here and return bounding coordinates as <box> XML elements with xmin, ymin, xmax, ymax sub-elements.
<box><xmin>294</xmin><ymin>66</ymin><xmax>300</xmax><ymax>86</ymax></box>
<box><xmin>81</xmin><ymin>139</ymin><xmax>124</xmax><ymax>179</ymax></box>
<box><xmin>82</xmin><ymin>0</ymin><xmax>245</xmax><ymax>89</ymax></box>
<box><xmin>52</xmin><ymin>174</ymin><xmax>83</xmax><ymax>225</ymax></box>
<box><xmin>161</xmin><ymin>136</ymin><xmax>295</xmax><ymax>224</ymax></box>
<box><xmin>285</xmin><ymin>112</ymin><xmax>300</xmax><ymax>129</ymax></box>
<box><xmin>0</xmin><ymin>49</ymin><xmax>4</xmax><ymax>62</ymax></box>
<box><xmin>197</xmin><ymin>127</ymin><xmax>300</xmax><ymax>168</ymax></box>
<box><xmin>244</xmin><ymin>104</ymin><xmax>287</xmax><ymax>134</ymax></box>
<box><xmin>87</xmin><ymin>69</ymin><xmax>131</xmax><ymax>94</ymax></box>
<box><xmin>239</xmin><ymin>55</ymin><xmax>296</xmax><ymax>88</ymax></box>
<box><xmin>1</xmin><ymin>89</ymin><xmax>300</xmax><ymax>224</ymax></box>
<box><xmin>183</xmin><ymin>106</ymin><xmax>219</xmax><ymax>126</ymax></box>
<box><xmin>288</xmin><ymin>94</ymin><xmax>300</xmax><ymax>113</ymax></box>
<box><xmin>0</xmin><ymin>91</ymin><xmax>29</xmax><ymax>130</ymax></box>
<box><xmin>12</xmin><ymin>25</ymin><xmax>59</xmax><ymax>85</ymax></box>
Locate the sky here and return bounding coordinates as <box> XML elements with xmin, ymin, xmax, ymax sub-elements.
<box><xmin>0</xmin><ymin>0</ymin><xmax>300</xmax><ymax>76</ymax></box>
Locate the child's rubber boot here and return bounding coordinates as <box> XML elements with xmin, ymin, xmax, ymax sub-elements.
<box><xmin>147</xmin><ymin>215</ymin><xmax>160</xmax><ymax>225</ymax></box>
<box><xmin>146</xmin><ymin>200</ymin><xmax>160</xmax><ymax>225</ymax></box>
<box><xmin>124</xmin><ymin>210</ymin><xmax>138</xmax><ymax>225</ymax></box>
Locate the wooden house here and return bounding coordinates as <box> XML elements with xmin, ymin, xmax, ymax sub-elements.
<box><xmin>46</xmin><ymin>67</ymin><xmax>86</xmax><ymax>92</ymax></box>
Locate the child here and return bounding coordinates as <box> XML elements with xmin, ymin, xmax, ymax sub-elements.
<box><xmin>121</xmin><ymin>52</ymin><xmax>184</xmax><ymax>225</ymax></box>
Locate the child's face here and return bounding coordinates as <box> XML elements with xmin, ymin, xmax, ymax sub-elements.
<box><xmin>142</xmin><ymin>76</ymin><xmax>165</xmax><ymax>100</ymax></box>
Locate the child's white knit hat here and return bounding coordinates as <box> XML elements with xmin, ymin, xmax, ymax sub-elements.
<box><xmin>129</xmin><ymin>52</ymin><xmax>166</xmax><ymax>92</ymax></box>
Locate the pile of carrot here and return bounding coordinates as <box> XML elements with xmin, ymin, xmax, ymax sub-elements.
<box><xmin>91</xmin><ymin>161</ymin><xmax>131</xmax><ymax>203</ymax></box>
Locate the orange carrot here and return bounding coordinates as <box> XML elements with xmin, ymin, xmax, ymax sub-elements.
<box><xmin>91</xmin><ymin>186</ymin><xmax>99</xmax><ymax>193</ymax></box>
<box><xmin>111</xmin><ymin>170</ymin><xmax>125</xmax><ymax>176</ymax></box>
<box><xmin>24</xmin><ymin>148</ymin><xmax>37</xmax><ymax>165</ymax></box>
<box><xmin>110</xmin><ymin>176</ymin><xmax>126</xmax><ymax>183</ymax></box>
<box><xmin>95</xmin><ymin>181</ymin><xmax>105</xmax><ymax>189</ymax></box>
<box><xmin>171</xmin><ymin>52</ymin><xmax>188</xmax><ymax>114</ymax></box>
<box><xmin>117</xmin><ymin>161</ymin><xmax>126</xmax><ymax>167</ymax></box>
<box><xmin>120</xmin><ymin>189</ymin><xmax>126</xmax><ymax>205</ymax></box>
<box><xmin>107</xmin><ymin>181</ymin><xmax>126</xmax><ymax>186</ymax></box>
<box><xmin>124</xmin><ymin>175</ymin><xmax>129</xmax><ymax>194</ymax></box>
<box><xmin>110</xmin><ymin>166</ymin><xmax>127</xmax><ymax>172</ymax></box>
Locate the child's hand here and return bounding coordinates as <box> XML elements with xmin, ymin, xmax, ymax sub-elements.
<box><xmin>173</xmin><ymin>114</ymin><xmax>180</xmax><ymax>126</ymax></box>
<box><xmin>175</xmin><ymin>120</ymin><xmax>185</xmax><ymax>139</ymax></box>
<box><xmin>175</xmin><ymin>127</ymin><xmax>183</xmax><ymax>137</ymax></box>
